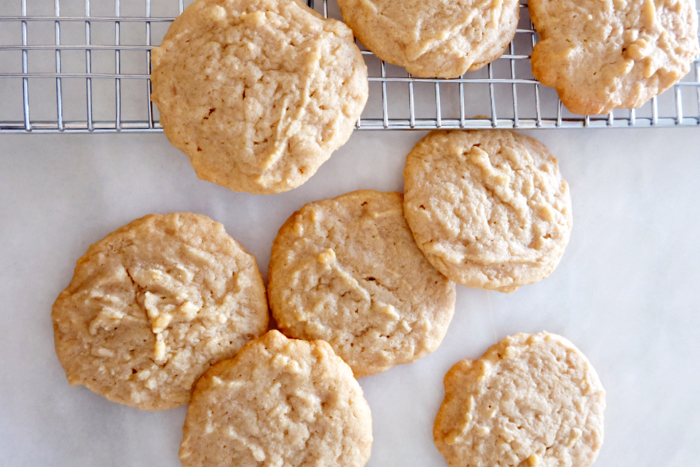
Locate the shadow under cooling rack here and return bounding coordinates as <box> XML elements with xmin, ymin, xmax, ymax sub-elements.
<box><xmin>0</xmin><ymin>0</ymin><xmax>699</xmax><ymax>132</ymax></box>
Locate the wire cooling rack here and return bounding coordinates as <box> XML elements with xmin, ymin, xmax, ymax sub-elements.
<box><xmin>0</xmin><ymin>0</ymin><xmax>699</xmax><ymax>132</ymax></box>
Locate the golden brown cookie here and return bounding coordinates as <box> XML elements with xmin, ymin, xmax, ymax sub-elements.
<box><xmin>52</xmin><ymin>213</ymin><xmax>269</xmax><ymax>410</ymax></box>
<box><xmin>268</xmin><ymin>190</ymin><xmax>456</xmax><ymax>377</ymax></box>
<box><xmin>529</xmin><ymin>0</ymin><xmax>700</xmax><ymax>115</ymax></box>
<box><xmin>338</xmin><ymin>0</ymin><xmax>519</xmax><ymax>78</ymax></box>
<box><xmin>434</xmin><ymin>332</ymin><xmax>606</xmax><ymax>467</ymax></box>
<box><xmin>151</xmin><ymin>0</ymin><xmax>368</xmax><ymax>194</ymax></box>
<box><xmin>403</xmin><ymin>130</ymin><xmax>572</xmax><ymax>293</ymax></box>
<box><xmin>179</xmin><ymin>330</ymin><xmax>373</xmax><ymax>467</ymax></box>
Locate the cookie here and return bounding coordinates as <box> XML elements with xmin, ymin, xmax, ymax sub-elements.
<box><xmin>337</xmin><ymin>0</ymin><xmax>519</xmax><ymax>78</ymax></box>
<box><xmin>151</xmin><ymin>0</ymin><xmax>368</xmax><ymax>194</ymax></box>
<box><xmin>403</xmin><ymin>130</ymin><xmax>572</xmax><ymax>293</ymax></box>
<box><xmin>434</xmin><ymin>332</ymin><xmax>606</xmax><ymax>467</ymax></box>
<box><xmin>179</xmin><ymin>330</ymin><xmax>372</xmax><ymax>467</ymax></box>
<box><xmin>529</xmin><ymin>0</ymin><xmax>700</xmax><ymax>115</ymax></box>
<box><xmin>268</xmin><ymin>190</ymin><xmax>456</xmax><ymax>377</ymax></box>
<box><xmin>52</xmin><ymin>213</ymin><xmax>269</xmax><ymax>410</ymax></box>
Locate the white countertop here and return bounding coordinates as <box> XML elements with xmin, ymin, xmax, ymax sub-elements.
<box><xmin>1</xmin><ymin>127</ymin><xmax>699</xmax><ymax>466</ymax></box>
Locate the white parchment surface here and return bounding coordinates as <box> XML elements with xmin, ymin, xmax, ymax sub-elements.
<box><xmin>1</xmin><ymin>128</ymin><xmax>699</xmax><ymax>466</ymax></box>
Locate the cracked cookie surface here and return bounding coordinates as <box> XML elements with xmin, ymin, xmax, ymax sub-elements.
<box><xmin>434</xmin><ymin>332</ymin><xmax>606</xmax><ymax>467</ymax></box>
<box><xmin>151</xmin><ymin>0</ymin><xmax>368</xmax><ymax>194</ymax></box>
<box><xmin>337</xmin><ymin>0</ymin><xmax>519</xmax><ymax>78</ymax></box>
<box><xmin>52</xmin><ymin>212</ymin><xmax>268</xmax><ymax>410</ymax></box>
<box><xmin>268</xmin><ymin>190</ymin><xmax>455</xmax><ymax>377</ymax></box>
<box><xmin>529</xmin><ymin>0</ymin><xmax>700</xmax><ymax>115</ymax></box>
<box><xmin>403</xmin><ymin>130</ymin><xmax>572</xmax><ymax>293</ymax></box>
<box><xmin>179</xmin><ymin>330</ymin><xmax>372</xmax><ymax>467</ymax></box>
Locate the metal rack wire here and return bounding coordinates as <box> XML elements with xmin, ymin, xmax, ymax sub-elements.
<box><xmin>0</xmin><ymin>0</ymin><xmax>699</xmax><ymax>132</ymax></box>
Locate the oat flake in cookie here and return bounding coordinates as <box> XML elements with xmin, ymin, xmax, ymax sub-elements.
<box><xmin>268</xmin><ymin>190</ymin><xmax>456</xmax><ymax>377</ymax></box>
<box><xmin>52</xmin><ymin>213</ymin><xmax>269</xmax><ymax>410</ymax></box>
<box><xmin>337</xmin><ymin>0</ymin><xmax>519</xmax><ymax>78</ymax></box>
<box><xmin>529</xmin><ymin>0</ymin><xmax>700</xmax><ymax>115</ymax></box>
<box><xmin>403</xmin><ymin>130</ymin><xmax>572</xmax><ymax>293</ymax></box>
<box><xmin>150</xmin><ymin>0</ymin><xmax>368</xmax><ymax>194</ymax></box>
<box><xmin>434</xmin><ymin>332</ymin><xmax>606</xmax><ymax>467</ymax></box>
<box><xmin>179</xmin><ymin>330</ymin><xmax>372</xmax><ymax>467</ymax></box>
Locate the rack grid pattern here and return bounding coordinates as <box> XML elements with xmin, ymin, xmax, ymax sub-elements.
<box><xmin>0</xmin><ymin>0</ymin><xmax>699</xmax><ymax>132</ymax></box>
